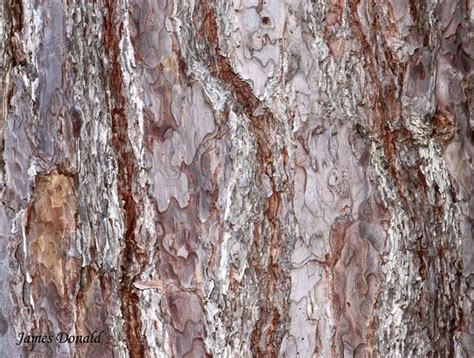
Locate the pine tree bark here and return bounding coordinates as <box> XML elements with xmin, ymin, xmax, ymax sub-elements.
<box><xmin>0</xmin><ymin>0</ymin><xmax>472</xmax><ymax>357</ymax></box>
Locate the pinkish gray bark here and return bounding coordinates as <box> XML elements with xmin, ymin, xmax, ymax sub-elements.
<box><xmin>0</xmin><ymin>0</ymin><xmax>472</xmax><ymax>357</ymax></box>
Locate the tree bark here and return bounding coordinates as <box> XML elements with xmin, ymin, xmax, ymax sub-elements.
<box><xmin>0</xmin><ymin>0</ymin><xmax>472</xmax><ymax>357</ymax></box>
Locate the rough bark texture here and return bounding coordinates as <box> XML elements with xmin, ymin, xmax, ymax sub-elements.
<box><xmin>0</xmin><ymin>0</ymin><xmax>472</xmax><ymax>357</ymax></box>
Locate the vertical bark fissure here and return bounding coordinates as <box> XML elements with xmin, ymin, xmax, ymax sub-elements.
<box><xmin>103</xmin><ymin>3</ymin><xmax>145</xmax><ymax>356</ymax></box>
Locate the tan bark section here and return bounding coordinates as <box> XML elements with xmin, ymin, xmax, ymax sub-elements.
<box><xmin>26</xmin><ymin>171</ymin><xmax>78</xmax><ymax>302</ymax></box>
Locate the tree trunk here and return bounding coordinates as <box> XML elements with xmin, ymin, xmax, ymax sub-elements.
<box><xmin>0</xmin><ymin>0</ymin><xmax>472</xmax><ymax>357</ymax></box>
